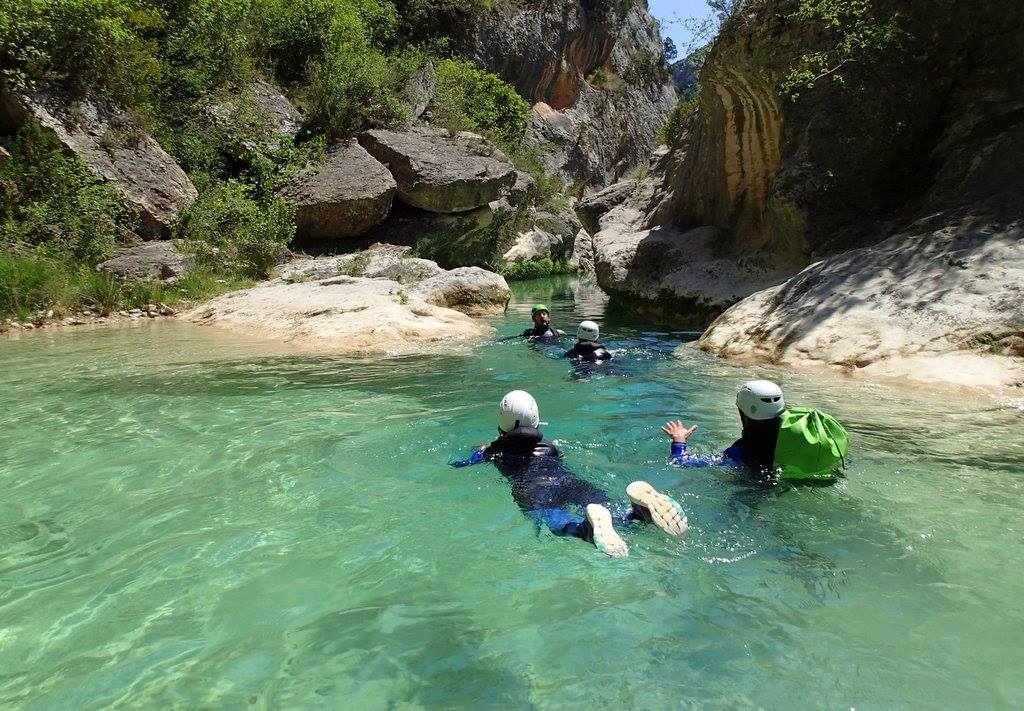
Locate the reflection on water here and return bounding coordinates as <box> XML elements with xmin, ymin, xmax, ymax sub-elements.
<box><xmin>1</xmin><ymin>276</ymin><xmax>1022</xmax><ymax>708</ymax></box>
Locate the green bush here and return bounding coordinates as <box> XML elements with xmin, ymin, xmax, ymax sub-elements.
<box><xmin>175</xmin><ymin>182</ymin><xmax>295</xmax><ymax>279</ymax></box>
<box><xmin>0</xmin><ymin>124</ymin><xmax>125</xmax><ymax>264</ymax></box>
<box><xmin>306</xmin><ymin>41</ymin><xmax>409</xmax><ymax>139</ymax></box>
<box><xmin>0</xmin><ymin>0</ymin><xmax>163</xmax><ymax>107</ymax></box>
<box><xmin>430</xmin><ymin>59</ymin><xmax>531</xmax><ymax>147</ymax></box>
<box><xmin>657</xmin><ymin>92</ymin><xmax>698</xmax><ymax>146</ymax></box>
<box><xmin>0</xmin><ymin>252</ymin><xmax>68</xmax><ymax>319</ymax></box>
<box><xmin>625</xmin><ymin>50</ymin><xmax>670</xmax><ymax>86</ymax></box>
<box><xmin>497</xmin><ymin>258</ymin><xmax>573</xmax><ymax>281</ymax></box>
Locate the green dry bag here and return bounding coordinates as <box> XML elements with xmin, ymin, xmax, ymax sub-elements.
<box><xmin>773</xmin><ymin>407</ymin><xmax>849</xmax><ymax>481</ymax></box>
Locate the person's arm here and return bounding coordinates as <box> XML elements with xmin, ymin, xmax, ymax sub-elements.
<box><xmin>661</xmin><ymin>420</ymin><xmax>728</xmax><ymax>467</ymax></box>
<box><xmin>450</xmin><ymin>446</ymin><xmax>486</xmax><ymax>468</ymax></box>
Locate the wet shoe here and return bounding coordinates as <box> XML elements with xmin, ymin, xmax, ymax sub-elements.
<box><xmin>586</xmin><ymin>504</ymin><xmax>629</xmax><ymax>558</ymax></box>
<box><xmin>626</xmin><ymin>481</ymin><xmax>688</xmax><ymax>536</ymax></box>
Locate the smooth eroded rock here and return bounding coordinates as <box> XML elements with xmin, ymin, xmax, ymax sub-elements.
<box><xmin>593</xmin><ymin>223</ymin><xmax>792</xmax><ymax>327</ymax></box>
<box><xmin>96</xmin><ymin>242</ymin><xmax>193</xmax><ymax>282</ymax></box>
<box><xmin>358</xmin><ymin>127</ymin><xmax>516</xmax><ymax>213</ymax></box>
<box><xmin>283</xmin><ymin>140</ymin><xmax>396</xmax><ymax>240</ymax></box>
<box><xmin>502</xmin><ymin>228</ymin><xmax>561</xmax><ymax>263</ymax></box>
<box><xmin>280</xmin><ymin>244</ymin><xmax>508</xmax><ymax>316</ymax></box>
<box><xmin>185</xmin><ymin>276</ymin><xmax>491</xmax><ymax>354</ymax></box>
<box><xmin>576</xmin><ymin>180</ymin><xmax>637</xmax><ymax>234</ymax></box>
<box><xmin>0</xmin><ymin>86</ymin><xmax>197</xmax><ymax>238</ymax></box>
<box><xmin>696</xmin><ymin>211</ymin><xmax>1024</xmax><ymax>389</ymax></box>
<box><xmin>412</xmin><ymin>267</ymin><xmax>511</xmax><ymax>316</ymax></box>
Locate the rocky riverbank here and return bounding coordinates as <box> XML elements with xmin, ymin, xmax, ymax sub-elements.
<box><xmin>183</xmin><ymin>244</ymin><xmax>510</xmax><ymax>354</ymax></box>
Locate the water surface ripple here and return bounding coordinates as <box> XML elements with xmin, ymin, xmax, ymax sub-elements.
<box><xmin>1</xmin><ymin>277</ymin><xmax>1022</xmax><ymax>708</ymax></box>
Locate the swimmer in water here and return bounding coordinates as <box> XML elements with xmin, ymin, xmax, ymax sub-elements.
<box><xmin>452</xmin><ymin>390</ymin><xmax>687</xmax><ymax>557</ymax></box>
<box><xmin>521</xmin><ymin>304</ymin><xmax>565</xmax><ymax>340</ymax></box>
<box><xmin>564</xmin><ymin>320</ymin><xmax>612</xmax><ymax>362</ymax></box>
<box><xmin>662</xmin><ymin>380</ymin><xmax>848</xmax><ymax>484</ymax></box>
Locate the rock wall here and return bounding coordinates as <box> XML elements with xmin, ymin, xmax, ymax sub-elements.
<box><xmin>459</xmin><ymin>0</ymin><xmax>676</xmax><ymax>189</ymax></box>
<box><xmin>589</xmin><ymin>0</ymin><xmax>1024</xmax><ymax>386</ymax></box>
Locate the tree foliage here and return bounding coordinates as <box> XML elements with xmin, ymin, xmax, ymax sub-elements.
<box><xmin>781</xmin><ymin>0</ymin><xmax>905</xmax><ymax>100</ymax></box>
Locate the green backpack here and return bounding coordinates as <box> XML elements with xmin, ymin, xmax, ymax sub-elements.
<box><xmin>773</xmin><ymin>407</ymin><xmax>849</xmax><ymax>481</ymax></box>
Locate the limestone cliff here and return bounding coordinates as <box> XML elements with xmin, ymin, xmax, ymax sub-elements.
<box><xmin>459</xmin><ymin>0</ymin><xmax>676</xmax><ymax>189</ymax></box>
<box><xmin>591</xmin><ymin>0</ymin><xmax>1024</xmax><ymax>386</ymax></box>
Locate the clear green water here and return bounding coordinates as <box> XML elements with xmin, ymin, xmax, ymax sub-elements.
<box><xmin>2</xmin><ymin>276</ymin><xmax>1023</xmax><ymax>709</ymax></box>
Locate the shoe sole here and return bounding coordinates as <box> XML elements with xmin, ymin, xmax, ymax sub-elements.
<box><xmin>627</xmin><ymin>481</ymin><xmax>689</xmax><ymax>536</ymax></box>
<box><xmin>586</xmin><ymin>504</ymin><xmax>628</xmax><ymax>558</ymax></box>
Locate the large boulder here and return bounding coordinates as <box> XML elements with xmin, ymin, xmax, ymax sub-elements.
<box><xmin>0</xmin><ymin>87</ymin><xmax>197</xmax><ymax>238</ymax></box>
<box><xmin>593</xmin><ymin>222</ymin><xmax>792</xmax><ymax>327</ymax></box>
<box><xmin>282</xmin><ymin>140</ymin><xmax>396</xmax><ymax>240</ymax></box>
<box><xmin>281</xmin><ymin>244</ymin><xmax>510</xmax><ymax>316</ymax></box>
<box><xmin>0</xmin><ymin>144</ymin><xmax>9</xmax><ymax>168</ymax></box>
<box><xmin>358</xmin><ymin>127</ymin><xmax>516</xmax><ymax>213</ymax></box>
<box><xmin>208</xmin><ymin>78</ymin><xmax>303</xmax><ymax>149</ymax></box>
<box><xmin>696</xmin><ymin>208</ymin><xmax>1024</xmax><ymax>390</ymax></box>
<box><xmin>96</xmin><ymin>242</ymin><xmax>193</xmax><ymax>282</ymax></box>
<box><xmin>412</xmin><ymin>267</ymin><xmax>511</xmax><ymax>316</ymax></box>
<box><xmin>402</xmin><ymin>63</ymin><xmax>436</xmax><ymax>121</ymax></box>
<box><xmin>185</xmin><ymin>275</ymin><xmax>491</xmax><ymax>354</ymax></box>
<box><xmin>576</xmin><ymin>180</ymin><xmax>637</xmax><ymax>234</ymax></box>
<box><xmin>570</xmin><ymin>228</ymin><xmax>595</xmax><ymax>274</ymax></box>
<box><xmin>501</xmin><ymin>227</ymin><xmax>561</xmax><ymax>263</ymax></box>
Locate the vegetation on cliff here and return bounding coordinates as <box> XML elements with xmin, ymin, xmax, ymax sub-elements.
<box><xmin>6</xmin><ymin>0</ymin><xmax>659</xmax><ymax>319</ymax></box>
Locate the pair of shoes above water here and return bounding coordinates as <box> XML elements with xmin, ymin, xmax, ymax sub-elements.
<box><xmin>587</xmin><ymin>481</ymin><xmax>688</xmax><ymax>558</ymax></box>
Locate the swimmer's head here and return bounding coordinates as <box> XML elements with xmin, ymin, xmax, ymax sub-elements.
<box><xmin>736</xmin><ymin>380</ymin><xmax>785</xmax><ymax>420</ymax></box>
<box><xmin>577</xmin><ymin>320</ymin><xmax>599</xmax><ymax>341</ymax></box>
<box><xmin>497</xmin><ymin>390</ymin><xmax>540</xmax><ymax>433</ymax></box>
<box><xmin>531</xmin><ymin>304</ymin><xmax>550</xmax><ymax>326</ymax></box>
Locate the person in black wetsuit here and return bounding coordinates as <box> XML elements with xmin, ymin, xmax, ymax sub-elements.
<box><xmin>662</xmin><ymin>380</ymin><xmax>786</xmax><ymax>484</ymax></box>
<box><xmin>521</xmin><ymin>303</ymin><xmax>564</xmax><ymax>340</ymax></box>
<box><xmin>564</xmin><ymin>320</ymin><xmax>612</xmax><ymax>362</ymax></box>
<box><xmin>451</xmin><ymin>390</ymin><xmax>688</xmax><ymax>557</ymax></box>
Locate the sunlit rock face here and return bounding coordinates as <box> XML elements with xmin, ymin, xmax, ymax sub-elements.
<box><xmin>457</xmin><ymin>0</ymin><xmax>676</xmax><ymax>189</ymax></box>
<box><xmin>593</xmin><ymin>0</ymin><xmax>1024</xmax><ymax>328</ymax></box>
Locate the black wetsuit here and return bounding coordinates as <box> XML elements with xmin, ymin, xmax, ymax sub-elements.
<box><xmin>522</xmin><ymin>324</ymin><xmax>558</xmax><ymax>340</ymax></box>
<box><xmin>452</xmin><ymin>426</ymin><xmax>626</xmax><ymax>538</ymax></box>
<box><xmin>564</xmin><ymin>339</ymin><xmax>612</xmax><ymax>362</ymax></box>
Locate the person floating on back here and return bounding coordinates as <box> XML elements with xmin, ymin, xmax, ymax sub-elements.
<box><xmin>452</xmin><ymin>390</ymin><xmax>687</xmax><ymax>557</ymax></box>
<box><xmin>521</xmin><ymin>304</ymin><xmax>564</xmax><ymax>340</ymax></box>
<box><xmin>564</xmin><ymin>320</ymin><xmax>612</xmax><ymax>362</ymax></box>
<box><xmin>662</xmin><ymin>380</ymin><xmax>849</xmax><ymax>484</ymax></box>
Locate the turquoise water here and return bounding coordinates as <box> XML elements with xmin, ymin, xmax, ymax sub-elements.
<box><xmin>2</xmin><ymin>276</ymin><xmax>1023</xmax><ymax>709</ymax></box>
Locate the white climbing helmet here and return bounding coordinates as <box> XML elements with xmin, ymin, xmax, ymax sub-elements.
<box><xmin>497</xmin><ymin>390</ymin><xmax>540</xmax><ymax>433</ymax></box>
<box><xmin>577</xmin><ymin>320</ymin><xmax>600</xmax><ymax>341</ymax></box>
<box><xmin>736</xmin><ymin>380</ymin><xmax>786</xmax><ymax>420</ymax></box>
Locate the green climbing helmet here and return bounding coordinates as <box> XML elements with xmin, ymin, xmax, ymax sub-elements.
<box><xmin>531</xmin><ymin>303</ymin><xmax>549</xmax><ymax>315</ymax></box>
<box><xmin>773</xmin><ymin>407</ymin><xmax>849</xmax><ymax>481</ymax></box>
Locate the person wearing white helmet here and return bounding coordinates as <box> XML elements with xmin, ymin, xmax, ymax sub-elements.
<box><xmin>661</xmin><ymin>380</ymin><xmax>788</xmax><ymax>479</ymax></box>
<box><xmin>564</xmin><ymin>320</ymin><xmax>612</xmax><ymax>362</ymax></box>
<box><xmin>452</xmin><ymin>390</ymin><xmax>688</xmax><ymax>557</ymax></box>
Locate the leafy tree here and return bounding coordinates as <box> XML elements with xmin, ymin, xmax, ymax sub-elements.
<box><xmin>663</xmin><ymin>37</ymin><xmax>678</xmax><ymax>62</ymax></box>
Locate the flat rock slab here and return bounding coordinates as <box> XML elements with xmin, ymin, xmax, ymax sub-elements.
<box><xmin>184</xmin><ymin>276</ymin><xmax>492</xmax><ymax>354</ymax></box>
<box><xmin>0</xmin><ymin>87</ymin><xmax>197</xmax><ymax>238</ymax></box>
<box><xmin>282</xmin><ymin>140</ymin><xmax>397</xmax><ymax>240</ymax></box>
<box><xmin>358</xmin><ymin>127</ymin><xmax>516</xmax><ymax>213</ymax></box>
<box><xmin>97</xmin><ymin>242</ymin><xmax>193</xmax><ymax>282</ymax></box>
<box><xmin>696</xmin><ymin>212</ymin><xmax>1024</xmax><ymax>390</ymax></box>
